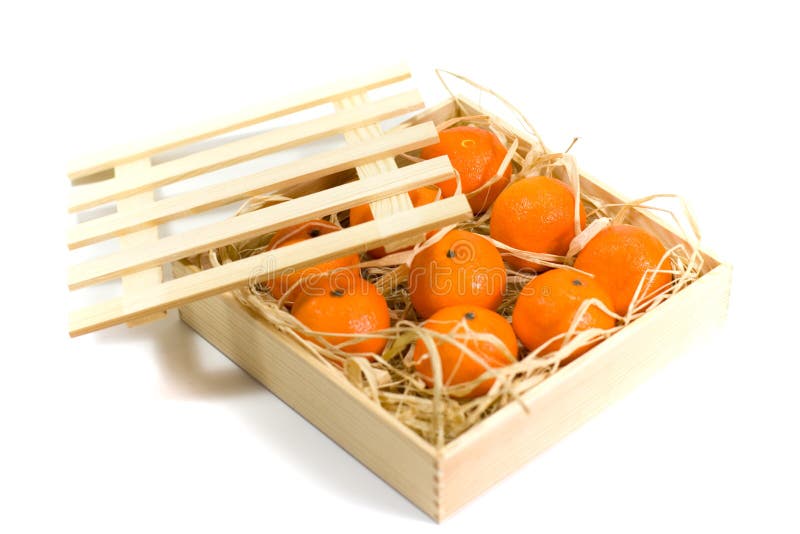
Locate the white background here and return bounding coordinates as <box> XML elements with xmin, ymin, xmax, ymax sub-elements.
<box><xmin>2</xmin><ymin>1</ymin><xmax>799</xmax><ymax>532</ymax></box>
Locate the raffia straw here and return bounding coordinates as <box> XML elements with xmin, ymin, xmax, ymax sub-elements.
<box><xmin>466</xmin><ymin>137</ymin><xmax>519</xmax><ymax>214</ymax></box>
<box><xmin>566</xmin><ymin>217</ymin><xmax>612</xmax><ymax>259</ymax></box>
<box><xmin>205</xmin><ymin>214</ymin><xmax>700</xmax><ymax>445</ymax></box>
<box><xmin>435</xmin><ymin>114</ymin><xmax>492</xmax><ymax>132</ymax></box>
<box><xmin>436</xmin><ymin>69</ymin><xmax>546</xmax><ymax>156</ymax></box>
<box><xmin>196</xmin><ymin>71</ymin><xmax>706</xmax><ymax>447</ymax></box>
<box><xmin>520</xmin><ymin>149</ymin><xmax>584</xmax><ymax>238</ymax></box>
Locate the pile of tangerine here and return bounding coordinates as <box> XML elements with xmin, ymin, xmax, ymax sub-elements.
<box><xmin>262</xmin><ymin>126</ymin><xmax>672</xmax><ymax>399</ymax></box>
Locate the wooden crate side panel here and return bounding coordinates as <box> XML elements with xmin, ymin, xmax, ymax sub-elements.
<box><xmin>173</xmin><ymin>262</ymin><xmax>440</xmax><ymax>519</ymax></box>
<box><xmin>436</xmin><ymin>263</ymin><xmax>732</xmax><ymax>520</ymax></box>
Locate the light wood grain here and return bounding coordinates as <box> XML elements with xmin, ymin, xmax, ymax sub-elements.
<box><xmin>335</xmin><ymin>92</ymin><xmax>418</xmax><ymax>251</ymax></box>
<box><xmin>69</xmin><ymin>195</ymin><xmax>472</xmax><ymax>336</ymax></box>
<box><xmin>115</xmin><ymin>159</ymin><xmax>167</xmax><ymax>326</ymax></box>
<box><xmin>68</xmin><ymin>157</ymin><xmax>454</xmax><ymax>289</ymax></box>
<box><xmin>67</xmin><ymin>122</ymin><xmax>440</xmax><ymax>249</ymax></box>
<box><xmin>395</xmin><ymin>98</ymin><xmax>459</xmax><ymax>131</ymax></box>
<box><xmin>174</xmin><ymin>260</ymin><xmax>440</xmax><ymax>518</ymax></box>
<box><xmin>437</xmin><ymin>262</ymin><xmax>732</xmax><ymax>520</ymax></box>
<box><xmin>69</xmin><ymin>90</ymin><xmax>425</xmax><ymax>213</ymax></box>
<box><xmin>67</xmin><ymin>63</ymin><xmax>412</xmax><ymax>181</ymax></box>
<box><xmin>263</xmin><ymin>99</ymin><xmax>461</xmax><ymax>202</ymax></box>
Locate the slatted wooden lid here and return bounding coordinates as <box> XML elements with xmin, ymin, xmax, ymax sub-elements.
<box><xmin>67</xmin><ymin>64</ymin><xmax>472</xmax><ymax>337</ymax></box>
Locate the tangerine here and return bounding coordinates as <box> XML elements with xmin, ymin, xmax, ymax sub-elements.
<box><xmin>349</xmin><ymin>186</ymin><xmax>440</xmax><ymax>258</ymax></box>
<box><xmin>489</xmin><ymin>176</ymin><xmax>586</xmax><ymax>272</ymax></box>
<box><xmin>420</xmin><ymin>126</ymin><xmax>512</xmax><ymax>214</ymax></box>
<box><xmin>412</xmin><ymin>305</ymin><xmax>518</xmax><ymax>398</ymax></box>
<box><xmin>291</xmin><ymin>270</ymin><xmax>390</xmax><ymax>356</ymax></box>
<box><xmin>263</xmin><ymin>219</ymin><xmax>360</xmax><ymax>305</ymax></box>
<box><xmin>573</xmin><ymin>224</ymin><xmax>672</xmax><ymax>316</ymax></box>
<box><xmin>512</xmin><ymin>269</ymin><xmax>615</xmax><ymax>364</ymax></box>
<box><xmin>408</xmin><ymin>229</ymin><xmax>506</xmax><ymax>318</ymax></box>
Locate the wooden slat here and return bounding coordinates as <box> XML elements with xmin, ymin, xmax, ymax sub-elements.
<box><xmin>115</xmin><ymin>159</ymin><xmax>166</xmax><ymax>326</ymax></box>
<box><xmin>395</xmin><ymin>97</ymin><xmax>459</xmax><ymax>132</ymax></box>
<box><xmin>68</xmin><ymin>195</ymin><xmax>472</xmax><ymax>337</ymax></box>
<box><xmin>67</xmin><ymin>122</ymin><xmax>440</xmax><ymax>249</ymax></box>
<box><xmin>69</xmin><ymin>90</ymin><xmax>425</xmax><ymax>213</ymax></box>
<box><xmin>335</xmin><ymin>92</ymin><xmax>419</xmax><ymax>251</ymax></box>
<box><xmin>67</xmin><ymin>63</ymin><xmax>412</xmax><ymax>181</ymax></box>
<box><xmin>68</xmin><ymin>157</ymin><xmax>455</xmax><ymax>290</ymax></box>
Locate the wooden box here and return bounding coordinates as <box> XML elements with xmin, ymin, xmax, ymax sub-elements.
<box><xmin>65</xmin><ymin>66</ymin><xmax>731</xmax><ymax>522</ymax></box>
<box><xmin>172</xmin><ymin>98</ymin><xmax>732</xmax><ymax>522</ymax></box>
